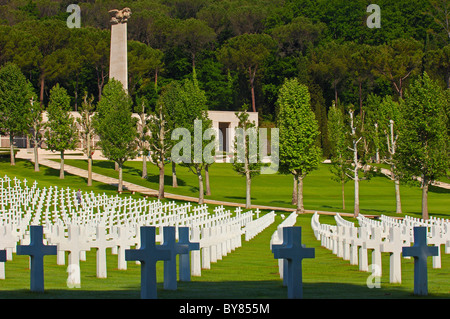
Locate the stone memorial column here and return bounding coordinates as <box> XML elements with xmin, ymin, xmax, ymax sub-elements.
<box><xmin>108</xmin><ymin>7</ymin><xmax>131</xmax><ymax>91</ymax></box>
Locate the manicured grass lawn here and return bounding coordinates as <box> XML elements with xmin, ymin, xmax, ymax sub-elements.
<box><xmin>0</xmin><ymin>214</ymin><xmax>448</xmax><ymax>299</ymax></box>
<box><xmin>60</xmin><ymin>158</ymin><xmax>449</xmax><ymax>218</ymax></box>
<box><xmin>0</xmin><ymin>158</ymin><xmax>448</xmax><ymax>299</ymax></box>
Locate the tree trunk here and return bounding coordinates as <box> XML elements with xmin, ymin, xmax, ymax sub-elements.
<box><xmin>142</xmin><ymin>155</ymin><xmax>147</xmax><ymax>179</ymax></box>
<box><xmin>249</xmin><ymin>67</ymin><xmax>256</xmax><ymax>113</ymax></box>
<box><xmin>172</xmin><ymin>161</ymin><xmax>178</xmax><ymax>187</ymax></box>
<box><xmin>39</xmin><ymin>74</ymin><xmax>45</xmax><ymax>104</ymax></box>
<box><xmin>118</xmin><ymin>163</ymin><xmax>123</xmax><ymax>192</ymax></box>
<box><xmin>197</xmin><ymin>167</ymin><xmax>204</xmax><ymax>205</ymax></box>
<box><xmin>250</xmin><ymin>85</ymin><xmax>256</xmax><ymax>113</ymax></box>
<box><xmin>245</xmin><ymin>171</ymin><xmax>251</xmax><ymax>209</ymax></box>
<box><xmin>341</xmin><ymin>180</ymin><xmax>345</xmax><ymax>210</ymax></box>
<box><xmin>296</xmin><ymin>175</ymin><xmax>304</xmax><ymax>213</ymax></box>
<box><xmin>97</xmin><ymin>68</ymin><xmax>105</xmax><ymax>101</ymax></box>
<box><xmin>291</xmin><ymin>174</ymin><xmax>298</xmax><ymax>205</ymax></box>
<box><xmin>205</xmin><ymin>164</ymin><xmax>211</xmax><ymax>196</ymax></box>
<box><xmin>421</xmin><ymin>176</ymin><xmax>429</xmax><ymax>220</ymax></box>
<box><xmin>334</xmin><ymin>81</ymin><xmax>338</xmax><ymax>105</ymax></box>
<box><xmin>60</xmin><ymin>150</ymin><xmax>65</xmax><ymax>179</ymax></box>
<box><xmin>359</xmin><ymin>80</ymin><xmax>363</xmax><ymax>115</ymax></box>
<box><xmin>158</xmin><ymin>162</ymin><xmax>165</xmax><ymax>199</ymax></box>
<box><xmin>9</xmin><ymin>135</ymin><xmax>15</xmax><ymax>166</ymax></box>
<box><xmin>354</xmin><ymin>168</ymin><xmax>360</xmax><ymax>217</ymax></box>
<box><xmin>395</xmin><ymin>177</ymin><xmax>402</xmax><ymax>214</ymax></box>
<box><xmin>87</xmin><ymin>157</ymin><xmax>92</xmax><ymax>187</ymax></box>
<box><xmin>34</xmin><ymin>139</ymin><xmax>39</xmax><ymax>172</ymax></box>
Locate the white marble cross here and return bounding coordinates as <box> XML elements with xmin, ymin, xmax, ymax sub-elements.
<box><xmin>178</xmin><ymin>227</ymin><xmax>200</xmax><ymax>282</ymax></box>
<box><xmin>57</xmin><ymin>224</ymin><xmax>91</xmax><ymax>288</ymax></box>
<box><xmin>402</xmin><ymin>227</ymin><xmax>439</xmax><ymax>296</ymax></box>
<box><xmin>380</xmin><ymin>226</ymin><xmax>403</xmax><ymax>283</ymax></box>
<box><xmin>363</xmin><ymin>226</ymin><xmax>382</xmax><ymax>276</ymax></box>
<box><xmin>16</xmin><ymin>225</ymin><xmax>57</xmax><ymax>292</ymax></box>
<box><xmin>90</xmin><ymin>226</ymin><xmax>115</xmax><ymax>278</ymax></box>
<box><xmin>125</xmin><ymin>226</ymin><xmax>171</xmax><ymax>299</ymax></box>
<box><xmin>272</xmin><ymin>227</ymin><xmax>315</xmax><ymax>299</ymax></box>
<box><xmin>162</xmin><ymin>226</ymin><xmax>189</xmax><ymax>290</ymax></box>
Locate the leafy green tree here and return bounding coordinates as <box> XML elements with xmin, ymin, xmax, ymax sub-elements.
<box><xmin>271</xmin><ymin>16</ymin><xmax>326</xmax><ymax>57</ymax></box>
<box><xmin>426</xmin><ymin>0</ymin><xmax>450</xmax><ymax>42</ymax></box>
<box><xmin>346</xmin><ymin>106</ymin><xmax>366</xmax><ymax>217</ymax></box>
<box><xmin>424</xmin><ymin>45</ymin><xmax>450</xmax><ymax>89</ymax></box>
<box><xmin>28</xmin><ymin>95</ymin><xmax>44</xmax><ymax>172</ymax></box>
<box><xmin>172</xmin><ymin>73</ymin><xmax>213</xmax><ymax>204</ymax></box>
<box><xmin>0</xmin><ymin>25</ymin><xmax>40</xmax><ymax>73</ymax></box>
<box><xmin>128</xmin><ymin>40</ymin><xmax>164</xmax><ymax>99</ymax></box>
<box><xmin>17</xmin><ymin>20</ymin><xmax>71</xmax><ymax>105</ymax></box>
<box><xmin>327</xmin><ymin>102</ymin><xmax>351</xmax><ymax>210</ymax></box>
<box><xmin>44</xmin><ymin>84</ymin><xmax>78</xmax><ymax>179</ymax></box>
<box><xmin>232</xmin><ymin>107</ymin><xmax>263</xmax><ymax>209</ymax></box>
<box><xmin>77</xmin><ymin>92</ymin><xmax>96</xmax><ymax>186</ymax></box>
<box><xmin>276</xmin><ymin>78</ymin><xmax>322</xmax><ymax>212</ymax></box>
<box><xmin>217</xmin><ymin>33</ymin><xmax>276</xmax><ymax>112</ymax></box>
<box><xmin>150</xmin><ymin>81</ymin><xmax>180</xmax><ymax>198</ymax></box>
<box><xmin>173</xmin><ymin>18</ymin><xmax>216</xmax><ymax>70</ymax></box>
<box><xmin>396</xmin><ymin>73</ymin><xmax>449</xmax><ymax>219</ymax></box>
<box><xmin>309</xmin><ymin>41</ymin><xmax>351</xmax><ymax>106</ymax></box>
<box><xmin>0</xmin><ymin>62</ymin><xmax>34</xmax><ymax>166</ymax></box>
<box><xmin>94</xmin><ymin>79</ymin><xmax>138</xmax><ymax>192</ymax></box>
<box><xmin>80</xmin><ymin>27</ymin><xmax>111</xmax><ymax>101</ymax></box>
<box><xmin>135</xmin><ymin>97</ymin><xmax>151</xmax><ymax>180</ymax></box>
<box><xmin>371</xmin><ymin>38</ymin><xmax>424</xmax><ymax>98</ymax></box>
<box><xmin>365</xmin><ymin>94</ymin><xmax>403</xmax><ymax>213</ymax></box>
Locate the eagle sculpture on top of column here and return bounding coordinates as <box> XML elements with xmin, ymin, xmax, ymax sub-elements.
<box><xmin>108</xmin><ymin>7</ymin><xmax>131</xmax><ymax>24</ymax></box>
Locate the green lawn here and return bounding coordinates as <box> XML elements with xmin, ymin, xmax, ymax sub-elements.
<box><xmin>0</xmin><ymin>214</ymin><xmax>448</xmax><ymax>299</ymax></box>
<box><xmin>0</xmin><ymin>158</ymin><xmax>449</xmax><ymax>299</ymax></box>
<box><xmin>59</xmin><ymin>158</ymin><xmax>450</xmax><ymax>218</ymax></box>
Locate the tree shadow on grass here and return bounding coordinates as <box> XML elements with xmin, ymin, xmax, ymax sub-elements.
<box><xmin>0</xmin><ymin>280</ymin><xmax>440</xmax><ymax>300</ymax></box>
<box><xmin>428</xmin><ymin>184</ymin><xmax>450</xmax><ymax>194</ymax></box>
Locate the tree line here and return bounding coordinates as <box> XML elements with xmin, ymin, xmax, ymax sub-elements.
<box><xmin>0</xmin><ymin>0</ymin><xmax>449</xmax><ymax>156</ymax></box>
<box><xmin>0</xmin><ymin>61</ymin><xmax>448</xmax><ymax>220</ymax></box>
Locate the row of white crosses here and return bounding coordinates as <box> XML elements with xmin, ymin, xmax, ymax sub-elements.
<box><xmin>311</xmin><ymin>212</ymin><xmax>449</xmax><ymax>286</ymax></box>
<box><xmin>270</xmin><ymin>212</ymin><xmax>298</xmax><ymax>284</ymax></box>
<box><xmin>0</xmin><ymin>176</ymin><xmax>275</xmax><ymax>290</ymax></box>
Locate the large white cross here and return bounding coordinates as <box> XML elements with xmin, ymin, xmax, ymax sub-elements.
<box><xmin>16</xmin><ymin>225</ymin><xmax>57</xmax><ymax>292</ymax></box>
<box><xmin>402</xmin><ymin>227</ymin><xmax>439</xmax><ymax>296</ymax></box>
<box><xmin>125</xmin><ymin>226</ymin><xmax>171</xmax><ymax>299</ymax></box>
<box><xmin>272</xmin><ymin>227</ymin><xmax>315</xmax><ymax>299</ymax></box>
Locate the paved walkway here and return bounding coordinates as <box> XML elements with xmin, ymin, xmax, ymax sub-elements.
<box><xmin>17</xmin><ymin>149</ymin><xmax>305</xmax><ymax>213</ymax></box>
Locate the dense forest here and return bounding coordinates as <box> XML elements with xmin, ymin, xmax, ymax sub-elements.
<box><xmin>0</xmin><ymin>0</ymin><xmax>449</xmax><ymax>156</ymax></box>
